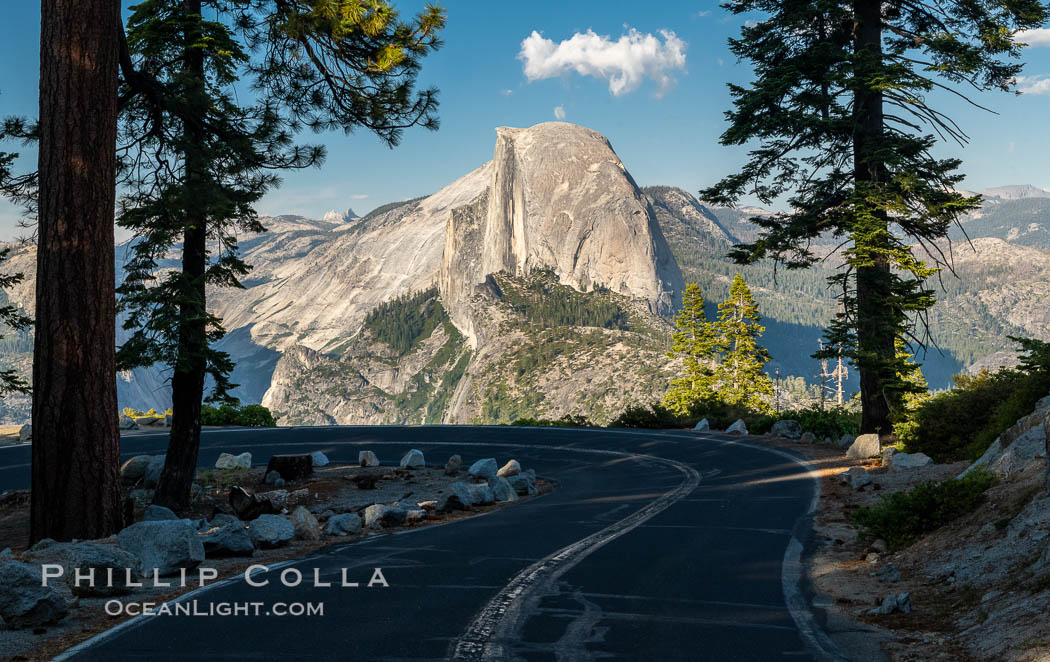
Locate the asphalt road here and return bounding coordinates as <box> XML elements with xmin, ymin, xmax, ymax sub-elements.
<box><xmin>0</xmin><ymin>426</ymin><xmax>844</xmax><ymax>661</ymax></box>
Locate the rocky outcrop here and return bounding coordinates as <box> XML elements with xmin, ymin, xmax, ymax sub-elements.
<box><xmin>439</xmin><ymin>123</ymin><xmax>683</xmax><ymax>347</ymax></box>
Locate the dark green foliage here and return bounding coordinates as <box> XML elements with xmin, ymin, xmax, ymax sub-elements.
<box><xmin>500</xmin><ymin>270</ymin><xmax>629</xmax><ymax>330</ymax></box>
<box><xmin>0</xmin><ymin>250</ymin><xmax>31</xmax><ymax>396</ymax></box>
<box><xmin>609</xmin><ymin>402</ymin><xmax>685</xmax><ymax>429</ymax></box>
<box><xmin>752</xmin><ymin>406</ymin><xmax>860</xmax><ymax>439</ymax></box>
<box><xmin>200</xmin><ymin>403</ymin><xmax>277</xmax><ymax>427</ymax></box>
<box><xmin>115</xmin><ymin>0</ymin><xmax>445</xmax><ymax>408</ymax></box>
<box><xmin>480</xmin><ymin>381</ymin><xmax>544</xmax><ymax>425</ymax></box>
<box><xmin>0</xmin><ymin>113</ymin><xmax>33</xmax><ymax>396</ymax></box>
<box><xmin>363</xmin><ymin>287</ymin><xmax>445</xmax><ymax>356</ymax></box>
<box><xmin>511</xmin><ymin>328</ymin><xmax>608</xmax><ymax>378</ymax></box>
<box><xmin>899</xmin><ymin>336</ymin><xmax>1050</xmax><ymax>461</ymax></box>
<box><xmin>511</xmin><ymin>414</ymin><xmax>595</xmax><ymax>428</ymax></box>
<box><xmin>900</xmin><ymin>369</ymin><xmax>1050</xmax><ymax>462</ymax></box>
<box><xmin>852</xmin><ymin>470</ymin><xmax>996</xmax><ymax>549</ymax></box>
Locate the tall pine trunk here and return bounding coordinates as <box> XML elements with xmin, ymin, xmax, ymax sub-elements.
<box><xmin>31</xmin><ymin>0</ymin><xmax>124</xmax><ymax>542</ymax></box>
<box><xmin>153</xmin><ymin>0</ymin><xmax>208</xmax><ymax>511</ymax></box>
<box><xmin>852</xmin><ymin>0</ymin><xmax>894</xmax><ymax>435</ymax></box>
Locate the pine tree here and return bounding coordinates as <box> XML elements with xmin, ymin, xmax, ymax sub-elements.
<box><xmin>713</xmin><ymin>275</ymin><xmax>774</xmax><ymax>413</ymax></box>
<box><xmin>115</xmin><ymin>0</ymin><xmax>445</xmax><ymax>510</ymax></box>
<box><xmin>30</xmin><ymin>0</ymin><xmax>124</xmax><ymax>542</ymax></box>
<box><xmin>894</xmin><ymin>338</ymin><xmax>929</xmax><ymax>414</ymax></box>
<box><xmin>701</xmin><ymin>0</ymin><xmax>1048</xmax><ymax>434</ymax></box>
<box><xmin>664</xmin><ymin>283</ymin><xmax>719</xmax><ymax>415</ymax></box>
<box><xmin>0</xmin><ymin>114</ymin><xmax>32</xmax><ymax>396</ymax></box>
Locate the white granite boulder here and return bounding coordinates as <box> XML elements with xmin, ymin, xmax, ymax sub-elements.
<box><xmin>399</xmin><ymin>449</ymin><xmax>425</xmax><ymax>469</ymax></box>
<box><xmin>215</xmin><ymin>452</ymin><xmax>252</xmax><ymax>470</ymax></box>
<box><xmin>0</xmin><ymin>561</ymin><xmax>68</xmax><ymax>628</ymax></box>
<box><xmin>247</xmin><ymin>515</ymin><xmax>295</xmax><ymax>548</ymax></box>
<box><xmin>726</xmin><ymin>419</ymin><xmax>748</xmax><ymax>436</ymax></box>
<box><xmin>770</xmin><ymin>420</ymin><xmax>802</xmax><ymax>439</ymax></box>
<box><xmin>118</xmin><ymin>520</ymin><xmax>205</xmax><ymax>576</ymax></box>
<box><xmin>846</xmin><ymin>434</ymin><xmax>881</xmax><ymax>459</ymax></box>
<box><xmin>468</xmin><ymin>458</ymin><xmax>498</xmax><ymax>481</ymax></box>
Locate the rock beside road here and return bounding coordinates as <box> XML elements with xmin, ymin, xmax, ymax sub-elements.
<box><xmin>247</xmin><ymin>515</ymin><xmax>295</xmax><ymax>549</ymax></box>
<box><xmin>508</xmin><ymin>473</ymin><xmax>539</xmax><ymax>496</ymax></box>
<box><xmin>359</xmin><ymin>450</ymin><xmax>380</xmax><ymax>467</ymax></box>
<box><xmin>215</xmin><ymin>452</ymin><xmax>252</xmax><ymax>470</ymax></box>
<box><xmin>467</xmin><ymin>483</ymin><xmax>495</xmax><ymax>506</ymax></box>
<box><xmin>846</xmin><ymin>434</ymin><xmax>881</xmax><ymax>459</ymax></box>
<box><xmin>364</xmin><ymin>504</ymin><xmax>408</xmax><ymax>529</ymax></box>
<box><xmin>468</xmin><ymin>458</ymin><xmax>498</xmax><ymax>481</ymax></box>
<box><xmin>324</xmin><ymin>513</ymin><xmax>363</xmax><ymax>537</ymax></box>
<box><xmin>201</xmin><ymin>523</ymin><xmax>255</xmax><ymax>557</ymax></box>
<box><xmin>771</xmin><ymin>420</ymin><xmax>802</xmax><ymax>439</ymax></box>
<box><xmin>497</xmin><ymin>459</ymin><xmax>521</xmax><ymax>477</ymax></box>
<box><xmin>445</xmin><ymin>454</ymin><xmax>462</xmax><ymax>475</ymax></box>
<box><xmin>840</xmin><ymin>467</ymin><xmax>872</xmax><ymax>490</ymax></box>
<box><xmin>310</xmin><ymin>451</ymin><xmax>330</xmax><ymax>467</ymax></box>
<box><xmin>888</xmin><ymin>451</ymin><xmax>933</xmax><ymax>471</ymax></box>
<box><xmin>694</xmin><ymin>418</ymin><xmax>710</xmax><ymax>431</ymax></box>
<box><xmin>120</xmin><ymin>455</ymin><xmax>154</xmax><ymax>482</ymax></box>
<box><xmin>870</xmin><ymin>592</ymin><xmax>912</xmax><ymax>615</ymax></box>
<box><xmin>726</xmin><ymin>419</ymin><xmax>748</xmax><ymax>436</ymax></box>
<box><xmin>290</xmin><ymin>506</ymin><xmax>321</xmax><ymax>541</ymax></box>
<box><xmin>118</xmin><ymin>520</ymin><xmax>205</xmax><ymax>576</ymax></box>
<box><xmin>0</xmin><ymin>561</ymin><xmax>68</xmax><ymax>628</ymax></box>
<box><xmin>443</xmin><ymin>482</ymin><xmax>475</xmax><ymax>511</ymax></box>
<box><xmin>399</xmin><ymin>449</ymin><xmax>425</xmax><ymax>469</ymax></box>
<box><xmin>17</xmin><ymin>424</ymin><xmax>31</xmax><ymax>443</ymax></box>
<box><xmin>490</xmin><ymin>476</ymin><xmax>519</xmax><ymax>502</ymax></box>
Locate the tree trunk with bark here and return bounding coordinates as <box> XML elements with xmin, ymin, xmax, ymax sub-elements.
<box><xmin>31</xmin><ymin>0</ymin><xmax>124</xmax><ymax>542</ymax></box>
<box><xmin>152</xmin><ymin>0</ymin><xmax>208</xmax><ymax>511</ymax></box>
<box><xmin>853</xmin><ymin>0</ymin><xmax>894</xmax><ymax>435</ymax></box>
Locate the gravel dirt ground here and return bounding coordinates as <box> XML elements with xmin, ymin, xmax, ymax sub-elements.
<box><xmin>751</xmin><ymin>434</ymin><xmax>1050</xmax><ymax>662</ymax></box>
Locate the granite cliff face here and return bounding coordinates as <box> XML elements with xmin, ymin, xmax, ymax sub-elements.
<box><xmin>261</xmin><ymin>122</ymin><xmax>684</xmax><ymax>423</ymax></box>
<box><xmin>439</xmin><ymin>123</ymin><xmax>682</xmax><ymax>347</ymax></box>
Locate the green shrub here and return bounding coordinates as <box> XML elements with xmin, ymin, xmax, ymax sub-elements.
<box><xmin>201</xmin><ymin>403</ymin><xmax>277</xmax><ymax>427</ymax></box>
<box><xmin>609</xmin><ymin>403</ymin><xmax>686</xmax><ymax>429</ymax></box>
<box><xmin>510</xmin><ymin>414</ymin><xmax>595</xmax><ymax>427</ymax></box>
<box><xmin>896</xmin><ymin>369</ymin><xmax>1050</xmax><ymax>461</ymax></box>
<box><xmin>752</xmin><ymin>406</ymin><xmax>861</xmax><ymax>439</ymax></box>
<box><xmin>851</xmin><ymin>469</ymin><xmax>997</xmax><ymax>549</ymax></box>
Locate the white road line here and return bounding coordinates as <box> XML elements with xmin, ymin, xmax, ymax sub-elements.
<box><xmin>448</xmin><ymin>452</ymin><xmax>700</xmax><ymax>661</ymax></box>
<box><xmin>717</xmin><ymin>438</ymin><xmax>849</xmax><ymax>662</ymax></box>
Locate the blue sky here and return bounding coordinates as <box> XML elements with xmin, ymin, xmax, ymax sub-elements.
<box><xmin>2</xmin><ymin>1</ymin><xmax>1050</xmax><ymax>238</ymax></box>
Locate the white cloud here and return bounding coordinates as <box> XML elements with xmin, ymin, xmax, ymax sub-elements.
<box><xmin>501</xmin><ymin>89</ymin><xmax>514</xmax><ymax>96</ymax></box>
<box><xmin>351</xmin><ymin>194</ymin><xmax>369</xmax><ymax>200</ymax></box>
<box><xmin>518</xmin><ymin>28</ymin><xmax>687</xmax><ymax>96</ymax></box>
<box><xmin>1016</xmin><ymin>28</ymin><xmax>1050</xmax><ymax>47</ymax></box>
<box><xmin>696</xmin><ymin>10</ymin><xmax>711</xmax><ymax>17</ymax></box>
<box><xmin>1015</xmin><ymin>75</ymin><xmax>1050</xmax><ymax>95</ymax></box>
<box><xmin>1009</xmin><ymin>141</ymin><xmax>1016</xmax><ymax>153</ymax></box>
<box><xmin>554</xmin><ymin>105</ymin><xmax>567</xmax><ymax>120</ymax></box>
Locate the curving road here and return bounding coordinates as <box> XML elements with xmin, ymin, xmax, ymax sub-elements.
<box><xmin>0</xmin><ymin>426</ymin><xmax>845</xmax><ymax>661</ymax></box>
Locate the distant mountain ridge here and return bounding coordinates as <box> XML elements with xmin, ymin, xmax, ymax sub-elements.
<box><xmin>0</xmin><ymin>125</ymin><xmax>1047</xmax><ymax>424</ymax></box>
